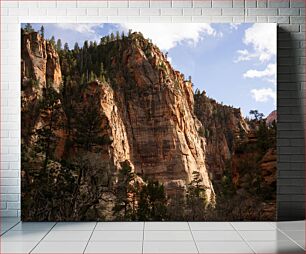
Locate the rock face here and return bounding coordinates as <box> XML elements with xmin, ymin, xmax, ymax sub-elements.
<box><xmin>194</xmin><ymin>91</ymin><xmax>249</xmax><ymax>180</ymax></box>
<box><xmin>108</xmin><ymin>39</ymin><xmax>214</xmax><ymax>200</ymax></box>
<box><xmin>21</xmin><ymin>31</ymin><xmax>62</xmax><ymax>91</ymax></box>
<box><xmin>21</xmin><ymin>31</ymin><xmax>62</xmax><ymax>143</ymax></box>
<box><xmin>266</xmin><ymin>110</ymin><xmax>277</xmax><ymax>126</ymax></box>
<box><xmin>21</xmin><ymin>30</ymin><xmax>215</xmax><ymax>209</ymax></box>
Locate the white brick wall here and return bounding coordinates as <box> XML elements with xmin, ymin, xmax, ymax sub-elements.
<box><xmin>0</xmin><ymin>0</ymin><xmax>305</xmax><ymax>219</ymax></box>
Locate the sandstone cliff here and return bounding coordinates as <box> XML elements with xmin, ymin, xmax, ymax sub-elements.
<box><xmin>21</xmin><ymin>31</ymin><xmax>62</xmax><ymax>91</ymax></box>
<box><xmin>21</xmin><ymin>30</ymin><xmax>62</xmax><ymax>143</ymax></box>
<box><xmin>194</xmin><ymin>91</ymin><xmax>249</xmax><ymax>180</ymax></box>
<box><xmin>21</xmin><ymin>30</ymin><xmax>215</xmax><ymax>221</ymax></box>
<box><xmin>103</xmin><ymin>34</ymin><xmax>214</xmax><ymax>200</ymax></box>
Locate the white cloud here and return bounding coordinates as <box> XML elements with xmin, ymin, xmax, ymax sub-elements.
<box><xmin>235</xmin><ymin>23</ymin><xmax>276</xmax><ymax>63</ymax></box>
<box><xmin>119</xmin><ymin>23</ymin><xmax>218</xmax><ymax>51</ymax></box>
<box><xmin>55</xmin><ymin>24</ymin><xmax>100</xmax><ymax>34</ymax></box>
<box><xmin>243</xmin><ymin>63</ymin><xmax>276</xmax><ymax>84</ymax></box>
<box><xmin>230</xmin><ymin>23</ymin><xmax>241</xmax><ymax>30</ymax></box>
<box><xmin>251</xmin><ymin>88</ymin><xmax>276</xmax><ymax>104</ymax></box>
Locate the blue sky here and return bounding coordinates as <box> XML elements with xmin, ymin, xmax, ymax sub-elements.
<box><xmin>23</xmin><ymin>23</ymin><xmax>276</xmax><ymax>117</ymax></box>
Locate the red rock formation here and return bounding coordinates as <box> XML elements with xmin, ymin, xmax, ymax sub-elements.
<box><xmin>194</xmin><ymin>92</ymin><xmax>249</xmax><ymax>180</ymax></box>
<box><xmin>266</xmin><ymin>110</ymin><xmax>277</xmax><ymax>126</ymax></box>
<box><xmin>21</xmin><ymin>31</ymin><xmax>215</xmax><ymax>208</ymax></box>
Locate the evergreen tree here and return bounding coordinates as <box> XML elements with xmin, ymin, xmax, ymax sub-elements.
<box><xmin>89</xmin><ymin>71</ymin><xmax>96</xmax><ymax>82</ymax></box>
<box><xmin>35</xmin><ymin>82</ymin><xmax>61</xmax><ymax>172</ymax></box>
<box><xmin>74</xmin><ymin>42</ymin><xmax>80</xmax><ymax>51</ymax></box>
<box><xmin>24</xmin><ymin>23</ymin><xmax>34</xmax><ymax>33</ymax></box>
<box><xmin>99</xmin><ymin>63</ymin><xmax>106</xmax><ymax>82</ymax></box>
<box><xmin>186</xmin><ymin>171</ymin><xmax>208</xmax><ymax>220</ymax></box>
<box><xmin>113</xmin><ymin>161</ymin><xmax>138</xmax><ymax>220</ymax></box>
<box><xmin>256</xmin><ymin>121</ymin><xmax>270</xmax><ymax>154</ymax></box>
<box><xmin>50</xmin><ymin>36</ymin><xmax>56</xmax><ymax>46</ymax></box>
<box><xmin>249</xmin><ymin>110</ymin><xmax>264</xmax><ymax>121</ymax></box>
<box><xmin>137</xmin><ymin>180</ymin><xmax>167</xmax><ymax>221</ymax></box>
<box><xmin>83</xmin><ymin>40</ymin><xmax>89</xmax><ymax>49</ymax></box>
<box><xmin>74</xmin><ymin>92</ymin><xmax>107</xmax><ymax>151</ymax></box>
<box><xmin>128</xmin><ymin>29</ymin><xmax>132</xmax><ymax>37</ymax></box>
<box><xmin>64</xmin><ymin>42</ymin><xmax>69</xmax><ymax>51</ymax></box>
<box><xmin>110</xmin><ymin>32</ymin><xmax>115</xmax><ymax>41</ymax></box>
<box><xmin>40</xmin><ymin>25</ymin><xmax>45</xmax><ymax>38</ymax></box>
<box><xmin>116</xmin><ymin>31</ymin><xmax>120</xmax><ymax>40</ymax></box>
<box><xmin>56</xmin><ymin>39</ymin><xmax>62</xmax><ymax>51</ymax></box>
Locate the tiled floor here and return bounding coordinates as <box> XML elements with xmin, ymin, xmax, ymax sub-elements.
<box><xmin>0</xmin><ymin>218</ymin><xmax>304</xmax><ymax>253</ymax></box>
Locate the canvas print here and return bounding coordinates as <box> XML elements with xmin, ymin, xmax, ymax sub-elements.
<box><xmin>21</xmin><ymin>23</ymin><xmax>277</xmax><ymax>221</ymax></box>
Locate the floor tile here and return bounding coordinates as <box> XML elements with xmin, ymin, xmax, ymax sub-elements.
<box><xmin>0</xmin><ymin>230</ymin><xmax>47</xmax><ymax>242</ymax></box>
<box><xmin>239</xmin><ymin>230</ymin><xmax>291</xmax><ymax>241</ymax></box>
<box><xmin>145</xmin><ymin>221</ymin><xmax>190</xmax><ymax>230</ymax></box>
<box><xmin>231</xmin><ymin>221</ymin><xmax>276</xmax><ymax>231</ymax></box>
<box><xmin>189</xmin><ymin>222</ymin><xmax>234</xmax><ymax>231</ymax></box>
<box><xmin>282</xmin><ymin>230</ymin><xmax>305</xmax><ymax>241</ymax></box>
<box><xmin>52</xmin><ymin>222</ymin><xmax>96</xmax><ymax>231</ymax></box>
<box><xmin>276</xmin><ymin>221</ymin><xmax>305</xmax><ymax>231</ymax></box>
<box><xmin>95</xmin><ymin>221</ymin><xmax>143</xmax><ymax>231</ymax></box>
<box><xmin>32</xmin><ymin>241</ymin><xmax>87</xmax><ymax>253</ymax></box>
<box><xmin>0</xmin><ymin>217</ymin><xmax>21</xmax><ymax>224</ymax></box>
<box><xmin>1</xmin><ymin>221</ymin><xmax>21</xmax><ymax>234</ymax></box>
<box><xmin>42</xmin><ymin>230</ymin><xmax>92</xmax><ymax>242</ymax></box>
<box><xmin>0</xmin><ymin>241</ymin><xmax>37</xmax><ymax>253</ymax></box>
<box><xmin>249</xmin><ymin>240</ymin><xmax>305</xmax><ymax>253</ymax></box>
<box><xmin>192</xmin><ymin>230</ymin><xmax>243</xmax><ymax>241</ymax></box>
<box><xmin>282</xmin><ymin>230</ymin><xmax>305</xmax><ymax>249</ymax></box>
<box><xmin>144</xmin><ymin>230</ymin><xmax>193</xmax><ymax>241</ymax></box>
<box><xmin>143</xmin><ymin>241</ymin><xmax>198</xmax><ymax>253</ymax></box>
<box><xmin>85</xmin><ymin>241</ymin><xmax>143</xmax><ymax>253</ymax></box>
<box><xmin>197</xmin><ymin>241</ymin><xmax>254</xmax><ymax>253</ymax></box>
<box><xmin>12</xmin><ymin>222</ymin><xmax>55</xmax><ymax>231</ymax></box>
<box><xmin>90</xmin><ymin>230</ymin><xmax>143</xmax><ymax>241</ymax></box>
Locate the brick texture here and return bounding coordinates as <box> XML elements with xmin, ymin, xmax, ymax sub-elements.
<box><xmin>0</xmin><ymin>0</ymin><xmax>304</xmax><ymax>220</ymax></box>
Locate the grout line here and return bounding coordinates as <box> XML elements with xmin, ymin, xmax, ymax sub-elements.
<box><xmin>187</xmin><ymin>221</ymin><xmax>200</xmax><ymax>254</ymax></box>
<box><xmin>276</xmin><ymin>227</ymin><xmax>306</xmax><ymax>251</ymax></box>
<box><xmin>29</xmin><ymin>222</ymin><xmax>57</xmax><ymax>254</ymax></box>
<box><xmin>0</xmin><ymin>219</ymin><xmax>21</xmax><ymax>236</ymax></box>
<box><xmin>229</xmin><ymin>222</ymin><xmax>256</xmax><ymax>254</ymax></box>
<box><xmin>83</xmin><ymin>222</ymin><xmax>98</xmax><ymax>254</ymax></box>
<box><xmin>142</xmin><ymin>221</ymin><xmax>145</xmax><ymax>254</ymax></box>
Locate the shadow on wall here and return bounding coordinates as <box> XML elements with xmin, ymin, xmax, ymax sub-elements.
<box><xmin>277</xmin><ymin>26</ymin><xmax>305</xmax><ymax>221</ymax></box>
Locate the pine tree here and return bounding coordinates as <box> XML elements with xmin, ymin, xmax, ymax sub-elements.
<box><xmin>186</xmin><ymin>171</ymin><xmax>208</xmax><ymax>220</ymax></box>
<box><xmin>50</xmin><ymin>36</ymin><xmax>56</xmax><ymax>46</ymax></box>
<box><xmin>74</xmin><ymin>42</ymin><xmax>80</xmax><ymax>51</ymax></box>
<box><xmin>99</xmin><ymin>63</ymin><xmax>106</xmax><ymax>82</ymax></box>
<box><xmin>64</xmin><ymin>42</ymin><xmax>69</xmax><ymax>51</ymax></box>
<box><xmin>24</xmin><ymin>23</ymin><xmax>34</xmax><ymax>33</ymax></box>
<box><xmin>74</xmin><ymin>92</ymin><xmax>107</xmax><ymax>151</ymax></box>
<box><xmin>116</xmin><ymin>31</ymin><xmax>120</xmax><ymax>40</ymax></box>
<box><xmin>40</xmin><ymin>25</ymin><xmax>45</xmax><ymax>38</ymax></box>
<box><xmin>56</xmin><ymin>39</ymin><xmax>62</xmax><ymax>51</ymax></box>
<box><xmin>137</xmin><ymin>180</ymin><xmax>167</xmax><ymax>221</ymax></box>
<box><xmin>89</xmin><ymin>71</ymin><xmax>96</xmax><ymax>82</ymax></box>
<box><xmin>113</xmin><ymin>161</ymin><xmax>138</xmax><ymax>220</ymax></box>
<box><xmin>35</xmin><ymin>82</ymin><xmax>61</xmax><ymax>172</ymax></box>
<box><xmin>128</xmin><ymin>29</ymin><xmax>132</xmax><ymax>37</ymax></box>
<box><xmin>110</xmin><ymin>32</ymin><xmax>115</xmax><ymax>41</ymax></box>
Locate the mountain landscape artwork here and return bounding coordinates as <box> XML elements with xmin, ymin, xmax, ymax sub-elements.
<box><xmin>21</xmin><ymin>23</ymin><xmax>277</xmax><ymax>221</ymax></box>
